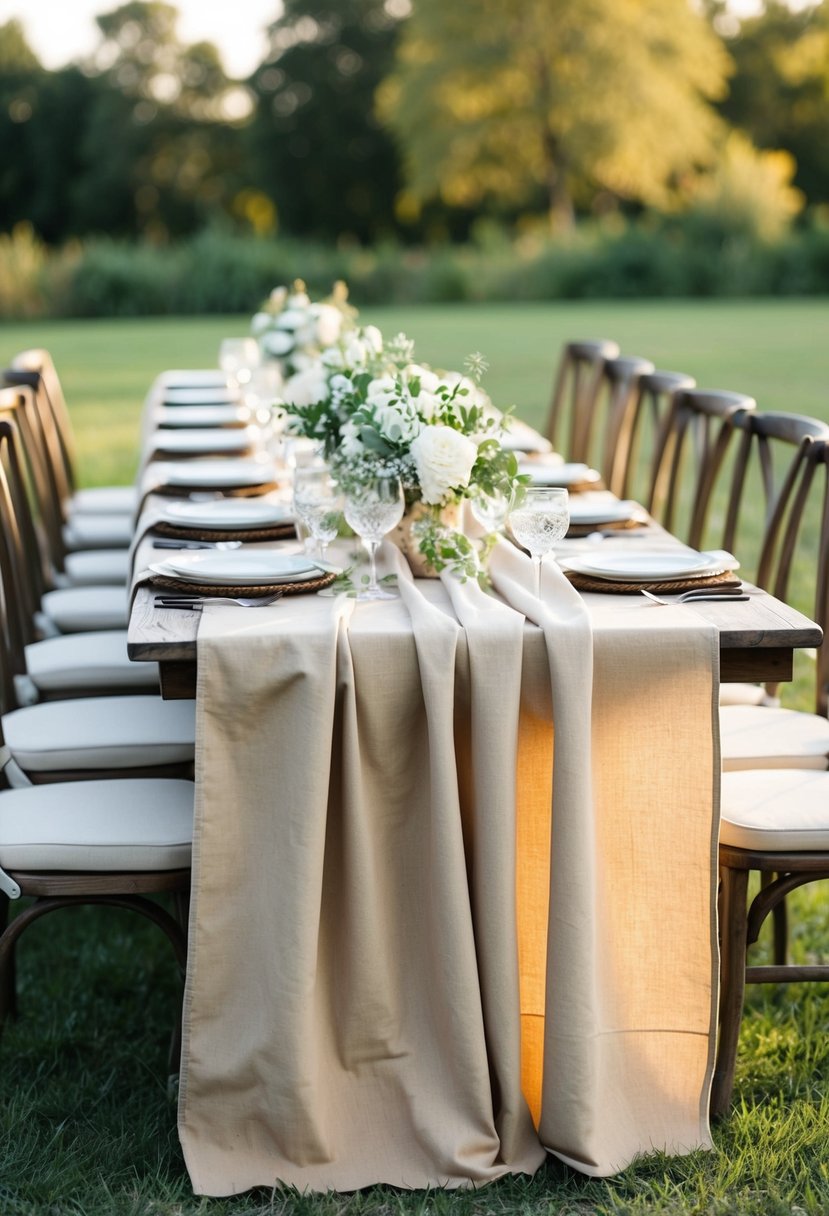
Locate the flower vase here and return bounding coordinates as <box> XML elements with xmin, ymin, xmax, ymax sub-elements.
<box><xmin>389</xmin><ymin>500</ymin><xmax>461</xmax><ymax>578</ymax></box>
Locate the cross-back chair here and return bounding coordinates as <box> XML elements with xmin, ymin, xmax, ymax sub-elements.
<box><xmin>5</xmin><ymin>348</ymin><xmax>138</xmax><ymax>518</ymax></box>
<box><xmin>646</xmin><ymin>387</ymin><xmax>757</xmax><ymax>549</ymax></box>
<box><xmin>0</xmin><ymin>389</ymin><xmax>128</xmax><ymax>634</ymax></box>
<box><xmin>618</xmin><ymin>370</ymin><xmax>697</xmax><ymax>505</ymax></box>
<box><xmin>589</xmin><ymin>354</ymin><xmax>656</xmax><ymax>494</ymax></box>
<box><xmin>715</xmin><ymin>410</ymin><xmax>829</xmax><ymax>741</ymax></box>
<box><xmin>543</xmin><ymin>339</ymin><xmax>619</xmax><ymax>458</ymax></box>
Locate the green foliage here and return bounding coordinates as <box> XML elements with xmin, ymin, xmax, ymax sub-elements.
<box><xmin>246</xmin><ymin>0</ymin><xmax>406</xmax><ymax>243</ymax></box>
<box><xmin>380</xmin><ymin>0</ymin><xmax>731</xmax><ymax>227</ymax></box>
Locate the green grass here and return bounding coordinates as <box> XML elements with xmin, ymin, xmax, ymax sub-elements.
<box><xmin>2</xmin><ymin>300</ymin><xmax>829</xmax><ymax>1214</ymax></box>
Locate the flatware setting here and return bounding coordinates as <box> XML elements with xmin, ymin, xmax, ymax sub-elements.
<box><xmin>153</xmin><ymin>592</ymin><xmax>284</xmax><ymax>609</ymax></box>
<box><xmin>640</xmin><ymin>585</ymin><xmax>749</xmax><ymax>606</ymax></box>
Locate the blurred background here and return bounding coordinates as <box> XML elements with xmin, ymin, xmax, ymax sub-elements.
<box><xmin>0</xmin><ymin>0</ymin><xmax>828</xmax><ymax>317</ymax></box>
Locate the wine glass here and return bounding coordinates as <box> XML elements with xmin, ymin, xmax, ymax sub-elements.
<box><xmin>218</xmin><ymin>338</ymin><xmax>261</xmax><ymax>390</ymax></box>
<box><xmin>344</xmin><ymin>476</ymin><xmax>405</xmax><ymax>601</ymax></box>
<box><xmin>470</xmin><ymin>486</ymin><xmax>512</xmax><ymax>533</ymax></box>
<box><xmin>508</xmin><ymin>487</ymin><xmax>570</xmax><ymax>597</ymax></box>
<box><xmin>292</xmin><ymin>468</ymin><xmax>344</xmax><ymax>562</ymax></box>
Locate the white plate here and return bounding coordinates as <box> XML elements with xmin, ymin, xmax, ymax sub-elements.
<box><xmin>161</xmin><ymin>460</ymin><xmax>274</xmax><ymax>488</ymax></box>
<box><xmin>151</xmin><ymin>552</ymin><xmax>317</xmax><ymax>585</ymax></box>
<box><xmin>567</xmin><ymin>499</ymin><xmax>647</xmax><ymax>526</ymax></box>
<box><xmin>519</xmin><ymin>461</ymin><xmax>601</xmax><ymax>487</ymax></box>
<box><xmin>151</xmin><ymin>429</ymin><xmax>255</xmax><ymax>455</ymax></box>
<box><xmin>161</xmin><ymin>499</ymin><xmax>292</xmax><ymax>530</ymax></box>
<box><xmin>156</xmin><ymin>405</ymin><xmax>252</xmax><ymax>429</ymax></box>
<box><xmin>500</xmin><ymin>423</ymin><xmax>555</xmax><ymax>455</ymax></box>
<box><xmin>162</xmin><ymin>387</ymin><xmax>238</xmax><ymax>406</ymax></box>
<box><xmin>562</xmin><ymin>551</ymin><xmax>735</xmax><ymax>583</ymax></box>
<box><xmin>163</xmin><ymin>370</ymin><xmax>231</xmax><ymax>390</ymax></box>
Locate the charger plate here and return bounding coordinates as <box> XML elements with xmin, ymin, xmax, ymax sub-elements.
<box><xmin>565</xmin><ymin>570</ymin><xmax>742</xmax><ymax>595</ymax></box>
<box><xmin>149</xmin><ymin>571</ymin><xmax>336</xmax><ymax>597</ymax></box>
<box><xmin>153</xmin><ymin>520</ymin><xmax>296</xmax><ymax>543</ymax></box>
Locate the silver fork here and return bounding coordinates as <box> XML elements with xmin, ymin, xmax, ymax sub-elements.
<box><xmin>640</xmin><ymin>588</ymin><xmax>749</xmax><ymax>606</ymax></box>
<box><xmin>154</xmin><ymin>592</ymin><xmax>283</xmax><ymax>609</ymax></box>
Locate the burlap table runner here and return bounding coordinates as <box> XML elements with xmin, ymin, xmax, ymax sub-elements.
<box><xmin>178</xmin><ymin>534</ymin><xmax>720</xmax><ymax>1194</ymax></box>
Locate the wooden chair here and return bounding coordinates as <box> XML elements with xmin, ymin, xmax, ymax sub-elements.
<box><xmin>0</xmin><ymin>408</ymin><xmax>158</xmax><ymax>700</ymax></box>
<box><xmin>646</xmin><ymin>388</ymin><xmax>757</xmax><ymax>549</ymax></box>
<box><xmin>543</xmin><ymin>339</ymin><xmax>619</xmax><ymax>457</ymax></box>
<box><xmin>619</xmin><ymin>370</ymin><xmax>696</xmax><ymax>505</ymax></box>
<box><xmin>0</xmin><ymin>390</ymin><xmax>127</xmax><ymax>633</ymax></box>
<box><xmin>716</xmin><ymin>411</ymin><xmax>829</xmax><ymax>753</ymax></box>
<box><xmin>2</xmin><ymin>359</ymin><xmax>132</xmax><ymax>586</ymax></box>
<box><xmin>589</xmin><ymin>354</ymin><xmax>656</xmax><ymax>494</ymax></box>
<box><xmin>711</xmin><ymin>434</ymin><xmax>829</xmax><ymax>1118</ymax></box>
<box><xmin>4</xmin><ymin>348</ymin><xmax>138</xmax><ymax>519</ymax></box>
<box><xmin>0</xmin><ymin>767</ymin><xmax>192</xmax><ymax>1064</ymax></box>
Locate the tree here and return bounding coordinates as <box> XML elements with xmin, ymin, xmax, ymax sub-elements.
<box><xmin>718</xmin><ymin>0</ymin><xmax>829</xmax><ymax>209</ymax></box>
<box><xmin>247</xmin><ymin>0</ymin><xmax>406</xmax><ymax>241</ymax></box>
<box><xmin>379</xmin><ymin>0</ymin><xmax>732</xmax><ymax>229</ymax></box>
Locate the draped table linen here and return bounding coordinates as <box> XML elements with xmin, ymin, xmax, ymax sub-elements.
<box><xmin>176</xmin><ymin>536</ymin><xmax>720</xmax><ymax>1195</ymax></box>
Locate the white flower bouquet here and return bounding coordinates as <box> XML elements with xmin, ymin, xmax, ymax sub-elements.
<box><xmin>251</xmin><ymin>279</ymin><xmax>357</xmax><ymax>374</ymax></box>
<box><xmin>280</xmin><ymin>332</ymin><xmax>521</xmax><ymax>580</ymax></box>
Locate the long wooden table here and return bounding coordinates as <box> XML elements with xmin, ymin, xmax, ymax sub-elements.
<box><xmin>128</xmin><ymin>552</ymin><xmax>822</xmax><ymax>699</ymax></box>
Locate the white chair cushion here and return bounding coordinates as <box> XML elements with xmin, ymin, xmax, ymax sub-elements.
<box><xmin>720</xmin><ymin>705</ymin><xmax>829</xmax><ymax>771</ymax></box>
<box><xmin>70</xmin><ymin>485</ymin><xmax>138</xmax><ymax>516</ymax></box>
<box><xmin>721</xmin><ymin>769</ymin><xmax>829</xmax><ymax>851</ymax></box>
<box><xmin>42</xmin><ymin>587</ymin><xmax>128</xmax><ymax>633</ymax></box>
<box><xmin>25</xmin><ymin>631</ymin><xmax>159</xmax><ymax>693</ymax></box>
<box><xmin>719</xmin><ymin>682</ymin><xmax>779</xmax><ymax>708</ymax></box>
<box><xmin>0</xmin><ymin>778</ymin><xmax>192</xmax><ymax>871</ymax></box>
<box><xmin>3</xmin><ymin>695</ymin><xmax>195</xmax><ymax>772</ymax></box>
<box><xmin>63</xmin><ymin>549</ymin><xmax>130</xmax><ymax>587</ymax></box>
<box><xmin>63</xmin><ymin>515</ymin><xmax>132</xmax><ymax>551</ymax></box>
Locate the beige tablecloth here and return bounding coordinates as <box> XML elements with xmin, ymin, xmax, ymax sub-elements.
<box><xmin>178</xmin><ymin>539</ymin><xmax>720</xmax><ymax>1194</ymax></box>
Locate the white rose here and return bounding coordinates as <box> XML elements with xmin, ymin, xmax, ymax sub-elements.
<box><xmin>313</xmin><ymin>304</ymin><xmax>343</xmax><ymax>348</ymax></box>
<box><xmin>251</xmin><ymin>311</ymin><xmax>271</xmax><ymax>336</ymax></box>
<box><xmin>410</xmin><ymin>425</ymin><xmax>478</xmax><ymax>505</ymax></box>
<box><xmin>278</xmin><ymin>308</ymin><xmax>308</xmax><ymax>332</ymax></box>
<box><xmin>321</xmin><ymin>346</ymin><xmax>346</xmax><ymax>369</ymax></box>
<box><xmin>362</xmin><ymin>325</ymin><xmax>384</xmax><ymax>354</ymax></box>
<box><xmin>262</xmin><ymin>330</ymin><xmax>295</xmax><ymax>358</ymax></box>
<box><xmin>340</xmin><ymin>420</ymin><xmax>365</xmax><ymax>457</ymax></box>
<box><xmin>410</xmin><ymin>390</ymin><xmax>440</xmax><ymax>421</ymax></box>
<box><xmin>405</xmin><ymin>364</ymin><xmax>441</xmax><ymax>395</ymax></box>
<box><xmin>282</xmin><ymin>364</ymin><xmax>328</xmax><ymax>407</ymax></box>
<box><xmin>375</xmin><ymin>402</ymin><xmax>422</xmax><ymax>445</ymax></box>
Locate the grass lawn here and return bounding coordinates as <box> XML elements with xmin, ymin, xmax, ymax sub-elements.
<box><xmin>2</xmin><ymin>299</ymin><xmax>829</xmax><ymax>1215</ymax></box>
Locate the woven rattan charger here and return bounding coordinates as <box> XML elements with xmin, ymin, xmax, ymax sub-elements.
<box><xmin>152</xmin><ymin>520</ymin><xmax>296</xmax><ymax>543</ymax></box>
<box><xmin>565</xmin><ymin>569</ymin><xmax>742</xmax><ymax>595</ymax></box>
<box><xmin>150</xmin><ymin>569</ymin><xmax>336</xmax><ymax>597</ymax></box>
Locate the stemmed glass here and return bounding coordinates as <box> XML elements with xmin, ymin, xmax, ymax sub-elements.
<box><xmin>470</xmin><ymin>486</ymin><xmax>512</xmax><ymax>534</ymax></box>
<box><xmin>292</xmin><ymin>467</ymin><xmax>344</xmax><ymax>563</ymax></box>
<box><xmin>218</xmin><ymin>338</ymin><xmax>261</xmax><ymax>390</ymax></box>
<box><xmin>508</xmin><ymin>487</ymin><xmax>570</xmax><ymax>597</ymax></box>
<box><xmin>344</xmin><ymin>476</ymin><xmax>405</xmax><ymax>601</ymax></box>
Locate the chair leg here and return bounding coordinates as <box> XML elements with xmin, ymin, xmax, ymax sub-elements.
<box><xmin>711</xmin><ymin>863</ymin><xmax>750</xmax><ymax>1119</ymax></box>
<box><xmin>0</xmin><ymin>892</ymin><xmax>17</xmax><ymax>1027</ymax></box>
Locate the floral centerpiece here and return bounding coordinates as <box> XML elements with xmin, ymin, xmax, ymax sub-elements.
<box><xmin>251</xmin><ymin>279</ymin><xmax>357</xmax><ymax>374</ymax></box>
<box><xmin>279</xmin><ymin>330</ymin><xmax>521</xmax><ymax>581</ymax></box>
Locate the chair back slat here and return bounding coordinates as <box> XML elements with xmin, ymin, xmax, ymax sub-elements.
<box><xmin>8</xmin><ymin>348</ymin><xmax>78</xmax><ymax>503</ymax></box>
<box><xmin>589</xmin><ymin>355</ymin><xmax>655</xmax><ymax>494</ymax></box>
<box><xmin>620</xmin><ymin>370</ymin><xmax>696</xmax><ymax>503</ymax></box>
<box><xmin>648</xmin><ymin>388</ymin><xmax>756</xmax><ymax>548</ymax></box>
<box><xmin>544</xmin><ymin>339</ymin><xmax>619</xmax><ymax>457</ymax></box>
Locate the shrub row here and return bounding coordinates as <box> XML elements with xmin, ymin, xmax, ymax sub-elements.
<box><xmin>3</xmin><ymin>216</ymin><xmax>829</xmax><ymax>320</ymax></box>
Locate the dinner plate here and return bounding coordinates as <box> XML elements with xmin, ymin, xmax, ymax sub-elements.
<box><xmin>156</xmin><ymin>405</ymin><xmax>252</xmax><ymax>429</ymax></box>
<box><xmin>150</xmin><ymin>429</ymin><xmax>255</xmax><ymax>455</ymax></box>
<box><xmin>162</xmin><ymin>387</ymin><xmax>238</xmax><ymax>406</ymax></box>
<box><xmin>160</xmin><ymin>459</ymin><xmax>275</xmax><ymax>488</ymax></box>
<box><xmin>567</xmin><ymin>499</ymin><xmax>647</xmax><ymax>526</ymax></box>
<box><xmin>160</xmin><ymin>499</ymin><xmax>292</xmax><ymax>530</ymax></box>
<box><xmin>163</xmin><ymin>370</ymin><xmax>231</xmax><ymax>390</ymax></box>
<box><xmin>562</xmin><ymin>551</ymin><xmax>736</xmax><ymax>583</ymax></box>
<box><xmin>499</xmin><ymin>423</ymin><xmax>556</xmax><ymax>455</ymax></box>
<box><xmin>151</xmin><ymin>552</ymin><xmax>318</xmax><ymax>585</ymax></box>
<box><xmin>519</xmin><ymin>461</ymin><xmax>601</xmax><ymax>487</ymax></box>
